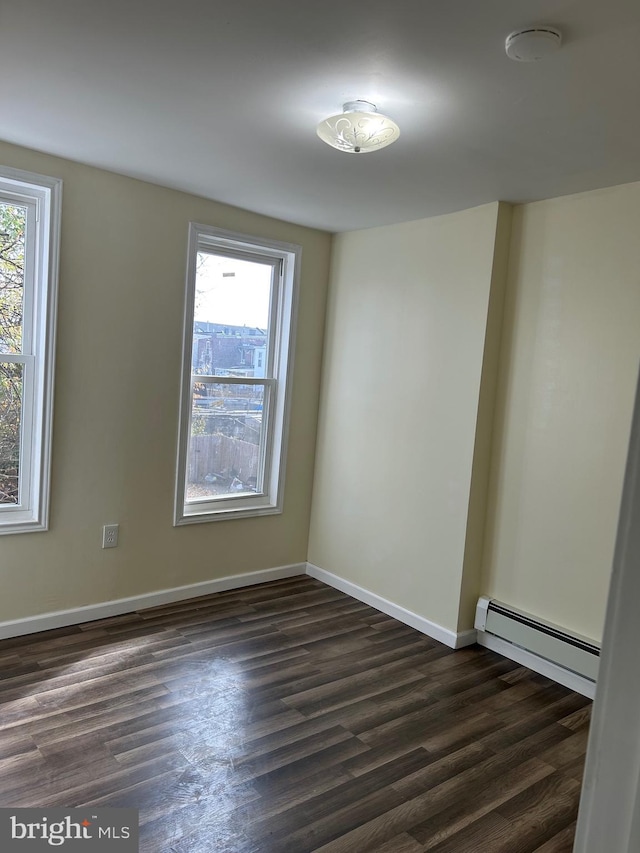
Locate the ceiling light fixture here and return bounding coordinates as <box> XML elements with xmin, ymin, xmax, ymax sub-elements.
<box><xmin>316</xmin><ymin>100</ymin><xmax>400</xmax><ymax>154</ymax></box>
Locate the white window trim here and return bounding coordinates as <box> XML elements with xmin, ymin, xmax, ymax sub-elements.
<box><xmin>174</xmin><ymin>223</ymin><xmax>301</xmax><ymax>525</ymax></box>
<box><xmin>0</xmin><ymin>166</ymin><xmax>62</xmax><ymax>534</ymax></box>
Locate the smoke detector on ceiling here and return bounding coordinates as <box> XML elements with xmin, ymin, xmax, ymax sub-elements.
<box><xmin>505</xmin><ymin>27</ymin><xmax>562</xmax><ymax>62</ymax></box>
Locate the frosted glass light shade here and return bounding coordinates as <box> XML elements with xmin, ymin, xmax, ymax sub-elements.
<box><xmin>316</xmin><ymin>101</ymin><xmax>400</xmax><ymax>154</ymax></box>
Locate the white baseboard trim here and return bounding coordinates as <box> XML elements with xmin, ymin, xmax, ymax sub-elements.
<box><xmin>306</xmin><ymin>563</ymin><xmax>476</xmax><ymax>649</ymax></box>
<box><xmin>456</xmin><ymin>628</ymin><xmax>479</xmax><ymax>648</ymax></box>
<box><xmin>0</xmin><ymin>563</ymin><xmax>307</xmax><ymax>640</ymax></box>
<box><xmin>476</xmin><ymin>631</ymin><xmax>596</xmax><ymax>699</ymax></box>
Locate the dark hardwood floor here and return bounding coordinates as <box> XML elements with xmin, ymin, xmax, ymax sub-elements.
<box><xmin>0</xmin><ymin>575</ymin><xmax>591</xmax><ymax>852</ymax></box>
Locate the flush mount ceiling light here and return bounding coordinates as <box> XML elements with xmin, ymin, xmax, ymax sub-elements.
<box><xmin>505</xmin><ymin>27</ymin><xmax>562</xmax><ymax>61</ymax></box>
<box><xmin>316</xmin><ymin>100</ymin><xmax>400</xmax><ymax>153</ymax></box>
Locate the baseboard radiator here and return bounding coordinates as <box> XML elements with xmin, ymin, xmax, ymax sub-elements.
<box><xmin>475</xmin><ymin>596</ymin><xmax>600</xmax><ymax>686</ymax></box>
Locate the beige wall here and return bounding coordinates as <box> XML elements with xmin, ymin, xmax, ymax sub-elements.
<box><xmin>3</xmin><ymin>136</ymin><xmax>636</xmax><ymax>645</ymax></box>
<box><xmin>482</xmin><ymin>183</ymin><xmax>640</xmax><ymax>642</ymax></box>
<box><xmin>309</xmin><ymin>183</ymin><xmax>640</xmax><ymax>643</ymax></box>
<box><xmin>0</xmin><ymin>140</ymin><xmax>331</xmax><ymax>621</ymax></box>
<box><xmin>308</xmin><ymin>203</ymin><xmax>507</xmax><ymax>633</ymax></box>
<box><xmin>457</xmin><ymin>202</ymin><xmax>513</xmax><ymax>630</ymax></box>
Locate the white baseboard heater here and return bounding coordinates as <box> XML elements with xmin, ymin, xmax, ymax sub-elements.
<box><xmin>475</xmin><ymin>596</ymin><xmax>600</xmax><ymax>692</ymax></box>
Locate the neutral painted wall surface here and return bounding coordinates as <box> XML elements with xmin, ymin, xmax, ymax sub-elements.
<box><xmin>574</xmin><ymin>372</ymin><xmax>640</xmax><ymax>853</ymax></box>
<box><xmin>457</xmin><ymin>203</ymin><xmax>512</xmax><ymax>630</ymax></box>
<box><xmin>0</xmin><ymin>141</ymin><xmax>331</xmax><ymax>621</ymax></box>
<box><xmin>482</xmin><ymin>183</ymin><xmax>640</xmax><ymax>642</ymax></box>
<box><xmin>308</xmin><ymin>203</ymin><xmax>503</xmax><ymax>633</ymax></box>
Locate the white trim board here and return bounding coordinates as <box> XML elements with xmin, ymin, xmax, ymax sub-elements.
<box><xmin>0</xmin><ymin>563</ymin><xmax>306</xmax><ymax>640</ymax></box>
<box><xmin>476</xmin><ymin>631</ymin><xmax>596</xmax><ymax>699</ymax></box>
<box><xmin>305</xmin><ymin>563</ymin><xmax>476</xmax><ymax>650</ymax></box>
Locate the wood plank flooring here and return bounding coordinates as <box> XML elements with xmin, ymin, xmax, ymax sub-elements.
<box><xmin>0</xmin><ymin>576</ymin><xmax>591</xmax><ymax>852</ymax></box>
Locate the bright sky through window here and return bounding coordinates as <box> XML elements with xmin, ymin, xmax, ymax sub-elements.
<box><xmin>195</xmin><ymin>253</ymin><xmax>271</xmax><ymax>329</ymax></box>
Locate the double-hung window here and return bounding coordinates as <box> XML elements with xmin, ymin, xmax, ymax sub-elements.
<box><xmin>0</xmin><ymin>166</ymin><xmax>61</xmax><ymax>534</ymax></box>
<box><xmin>174</xmin><ymin>224</ymin><xmax>300</xmax><ymax>524</ymax></box>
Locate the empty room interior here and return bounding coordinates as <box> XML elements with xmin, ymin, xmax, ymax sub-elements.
<box><xmin>1</xmin><ymin>2</ymin><xmax>640</xmax><ymax>852</ymax></box>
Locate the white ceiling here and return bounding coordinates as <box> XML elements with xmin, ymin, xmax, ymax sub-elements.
<box><xmin>1</xmin><ymin>0</ymin><xmax>639</xmax><ymax>232</ymax></box>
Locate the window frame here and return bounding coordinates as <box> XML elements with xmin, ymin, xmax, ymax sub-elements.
<box><xmin>174</xmin><ymin>223</ymin><xmax>301</xmax><ymax>525</ymax></box>
<box><xmin>0</xmin><ymin>166</ymin><xmax>62</xmax><ymax>535</ymax></box>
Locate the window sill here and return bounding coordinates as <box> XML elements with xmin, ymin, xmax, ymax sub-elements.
<box><xmin>0</xmin><ymin>516</ymin><xmax>48</xmax><ymax>535</ymax></box>
<box><xmin>174</xmin><ymin>501</ymin><xmax>283</xmax><ymax>525</ymax></box>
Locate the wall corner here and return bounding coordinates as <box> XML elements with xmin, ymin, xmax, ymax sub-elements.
<box><xmin>457</xmin><ymin>201</ymin><xmax>514</xmax><ymax>630</ymax></box>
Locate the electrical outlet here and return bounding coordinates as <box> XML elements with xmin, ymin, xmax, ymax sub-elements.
<box><xmin>102</xmin><ymin>524</ymin><xmax>119</xmax><ymax>549</ymax></box>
